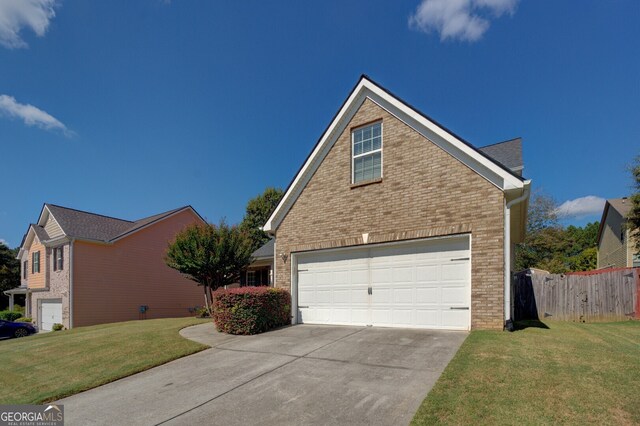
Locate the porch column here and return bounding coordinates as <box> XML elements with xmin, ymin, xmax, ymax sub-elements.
<box><xmin>8</xmin><ymin>293</ymin><xmax>14</xmax><ymax>311</ymax></box>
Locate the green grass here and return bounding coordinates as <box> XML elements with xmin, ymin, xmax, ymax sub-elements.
<box><xmin>412</xmin><ymin>320</ymin><xmax>640</xmax><ymax>425</ymax></box>
<box><xmin>0</xmin><ymin>317</ymin><xmax>209</xmax><ymax>404</ymax></box>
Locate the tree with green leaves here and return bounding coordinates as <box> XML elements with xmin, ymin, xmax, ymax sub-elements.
<box><xmin>628</xmin><ymin>155</ymin><xmax>640</xmax><ymax>251</ymax></box>
<box><xmin>515</xmin><ymin>192</ymin><xmax>600</xmax><ymax>273</ymax></box>
<box><xmin>240</xmin><ymin>187</ymin><xmax>284</xmax><ymax>252</ymax></box>
<box><xmin>0</xmin><ymin>243</ymin><xmax>20</xmax><ymax>310</ymax></box>
<box><xmin>165</xmin><ymin>220</ymin><xmax>253</xmax><ymax>313</ymax></box>
<box><xmin>0</xmin><ymin>244</ymin><xmax>19</xmax><ymax>288</ymax></box>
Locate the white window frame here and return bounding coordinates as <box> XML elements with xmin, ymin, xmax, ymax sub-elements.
<box><xmin>53</xmin><ymin>247</ymin><xmax>63</xmax><ymax>271</ymax></box>
<box><xmin>351</xmin><ymin>121</ymin><xmax>383</xmax><ymax>184</ymax></box>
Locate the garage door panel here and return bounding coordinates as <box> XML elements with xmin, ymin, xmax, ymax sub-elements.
<box><xmin>351</xmin><ymin>269</ymin><xmax>369</xmax><ymax>284</ymax></box>
<box><xmin>371</xmin><ymin>309</ymin><xmax>390</xmax><ymax>324</ymax></box>
<box><xmin>416</xmin><ymin>309</ymin><xmax>439</xmax><ymax>327</ymax></box>
<box><xmin>391</xmin><ymin>309</ymin><xmax>413</xmax><ymax>326</ymax></box>
<box><xmin>441</xmin><ymin>263</ymin><xmax>469</xmax><ymax>281</ymax></box>
<box><xmin>392</xmin><ymin>266</ymin><xmax>414</xmax><ymax>283</ymax></box>
<box><xmin>441</xmin><ymin>310</ymin><xmax>469</xmax><ymax>329</ymax></box>
<box><xmin>441</xmin><ymin>286</ymin><xmax>468</xmax><ymax>304</ymax></box>
<box><xmin>415</xmin><ymin>265</ymin><xmax>438</xmax><ymax>282</ymax></box>
<box><xmin>351</xmin><ymin>309</ymin><xmax>369</xmax><ymax>324</ymax></box>
<box><xmin>296</xmin><ymin>236</ymin><xmax>470</xmax><ymax>330</ymax></box>
<box><xmin>393</xmin><ymin>288</ymin><xmax>414</xmax><ymax>304</ymax></box>
<box><xmin>415</xmin><ymin>287</ymin><xmax>440</xmax><ymax>304</ymax></box>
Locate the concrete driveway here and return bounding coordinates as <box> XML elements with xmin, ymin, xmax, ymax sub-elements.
<box><xmin>58</xmin><ymin>323</ymin><xmax>467</xmax><ymax>425</ymax></box>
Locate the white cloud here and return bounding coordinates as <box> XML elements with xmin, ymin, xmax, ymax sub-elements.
<box><xmin>0</xmin><ymin>0</ymin><xmax>57</xmax><ymax>49</ymax></box>
<box><xmin>0</xmin><ymin>238</ymin><xmax>8</xmax><ymax>247</ymax></box>
<box><xmin>0</xmin><ymin>94</ymin><xmax>73</xmax><ymax>136</ymax></box>
<box><xmin>555</xmin><ymin>196</ymin><xmax>606</xmax><ymax>219</ymax></box>
<box><xmin>408</xmin><ymin>0</ymin><xmax>519</xmax><ymax>42</ymax></box>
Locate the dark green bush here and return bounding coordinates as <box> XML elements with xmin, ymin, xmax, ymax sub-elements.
<box><xmin>0</xmin><ymin>311</ymin><xmax>23</xmax><ymax>322</ymax></box>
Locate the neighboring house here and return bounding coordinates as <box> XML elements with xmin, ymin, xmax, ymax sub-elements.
<box><xmin>7</xmin><ymin>204</ymin><xmax>206</xmax><ymax>331</ymax></box>
<box><xmin>260</xmin><ymin>75</ymin><xmax>531</xmax><ymax>331</ymax></box>
<box><xmin>241</xmin><ymin>239</ymin><xmax>274</xmax><ymax>287</ymax></box>
<box><xmin>596</xmin><ymin>198</ymin><xmax>639</xmax><ymax>269</ymax></box>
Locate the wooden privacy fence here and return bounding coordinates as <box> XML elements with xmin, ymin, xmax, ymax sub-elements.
<box><xmin>513</xmin><ymin>268</ymin><xmax>639</xmax><ymax>322</ymax></box>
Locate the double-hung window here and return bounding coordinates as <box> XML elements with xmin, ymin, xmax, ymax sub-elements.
<box><xmin>32</xmin><ymin>251</ymin><xmax>40</xmax><ymax>274</ymax></box>
<box><xmin>53</xmin><ymin>247</ymin><xmax>64</xmax><ymax>271</ymax></box>
<box><xmin>352</xmin><ymin>122</ymin><xmax>382</xmax><ymax>183</ymax></box>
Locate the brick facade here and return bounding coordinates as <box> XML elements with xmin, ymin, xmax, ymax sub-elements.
<box><xmin>30</xmin><ymin>243</ymin><xmax>71</xmax><ymax>329</ymax></box>
<box><xmin>273</xmin><ymin>98</ymin><xmax>506</xmax><ymax>330</ymax></box>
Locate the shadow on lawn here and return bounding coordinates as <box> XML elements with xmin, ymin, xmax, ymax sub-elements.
<box><xmin>513</xmin><ymin>320</ymin><xmax>550</xmax><ymax>331</ymax></box>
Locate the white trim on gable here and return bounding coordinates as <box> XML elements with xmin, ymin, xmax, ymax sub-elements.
<box><xmin>263</xmin><ymin>76</ymin><xmax>526</xmax><ymax>233</ymax></box>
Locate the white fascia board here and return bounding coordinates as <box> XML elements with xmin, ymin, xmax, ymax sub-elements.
<box><xmin>363</xmin><ymin>80</ymin><xmax>524</xmax><ymax>191</ymax></box>
<box><xmin>263</xmin><ymin>80</ymin><xmax>369</xmax><ymax>232</ymax></box>
<box><xmin>36</xmin><ymin>204</ymin><xmax>49</xmax><ymax>226</ymax></box>
<box><xmin>264</xmin><ymin>77</ymin><xmax>525</xmax><ymax>232</ymax></box>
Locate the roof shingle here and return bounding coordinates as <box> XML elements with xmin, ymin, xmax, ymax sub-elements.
<box><xmin>44</xmin><ymin>204</ymin><xmax>192</xmax><ymax>242</ymax></box>
<box><xmin>478</xmin><ymin>138</ymin><xmax>523</xmax><ymax>172</ymax></box>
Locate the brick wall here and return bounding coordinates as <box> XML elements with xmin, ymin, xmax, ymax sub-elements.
<box><xmin>274</xmin><ymin>98</ymin><xmax>506</xmax><ymax>330</ymax></box>
<box><xmin>31</xmin><ymin>243</ymin><xmax>71</xmax><ymax>329</ymax></box>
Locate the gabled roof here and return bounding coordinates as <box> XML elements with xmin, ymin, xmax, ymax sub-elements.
<box><xmin>478</xmin><ymin>138</ymin><xmax>523</xmax><ymax>172</ymax></box>
<box><xmin>252</xmin><ymin>239</ymin><xmax>274</xmax><ymax>260</ymax></box>
<box><xmin>31</xmin><ymin>224</ymin><xmax>50</xmax><ymax>242</ymax></box>
<box><xmin>23</xmin><ymin>204</ymin><xmax>204</xmax><ymax>246</ymax></box>
<box><xmin>44</xmin><ymin>204</ymin><xmax>203</xmax><ymax>243</ymax></box>
<box><xmin>263</xmin><ymin>75</ymin><xmax>530</xmax><ymax>233</ymax></box>
<box><xmin>45</xmin><ymin>204</ymin><xmax>134</xmax><ymax>242</ymax></box>
<box><xmin>597</xmin><ymin>198</ymin><xmax>632</xmax><ymax>244</ymax></box>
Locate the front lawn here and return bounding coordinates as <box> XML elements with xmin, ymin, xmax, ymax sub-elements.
<box><xmin>412</xmin><ymin>320</ymin><xmax>640</xmax><ymax>425</ymax></box>
<box><xmin>0</xmin><ymin>317</ymin><xmax>209</xmax><ymax>404</ymax></box>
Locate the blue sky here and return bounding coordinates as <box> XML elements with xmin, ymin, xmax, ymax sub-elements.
<box><xmin>0</xmin><ymin>0</ymin><xmax>638</xmax><ymax>248</ymax></box>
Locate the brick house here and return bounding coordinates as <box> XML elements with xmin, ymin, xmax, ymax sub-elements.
<box><xmin>10</xmin><ymin>204</ymin><xmax>205</xmax><ymax>330</ymax></box>
<box><xmin>261</xmin><ymin>76</ymin><xmax>531</xmax><ymax>330</ymax></box>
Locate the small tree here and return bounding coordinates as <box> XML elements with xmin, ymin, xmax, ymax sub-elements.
<box><xmin>628</xmin><ymin>155</ymin><xmax>640</xmax><ymax>250</ymax></box>
<box><xmin>166</xmin><ymin>220</ymin><xmax>253</xmax><ymax>313</ymax></box>
<box><xmin>240</xmin><ymin>187</ymin><xmax>284</xmax><ymax>252</ymax></box>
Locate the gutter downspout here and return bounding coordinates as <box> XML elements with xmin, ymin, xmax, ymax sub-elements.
<box><xmin>69</xmin><ymin>239</ymin><xmax>74</xmax><ymax>329</ymax></box>
<box><xmin>504</xmin><ymin>182</ymin><xmax>530</xmax><ymax>331</ymax></box>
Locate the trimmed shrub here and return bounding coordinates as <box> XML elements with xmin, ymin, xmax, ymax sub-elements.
<box><xmin>0</xmin><ymin>311</ymin><xmax>23</xmax><ymax>322</ymax></box>
<box><xmin>52</xmin><ymin>323</ymin><xmax>64</xmax><ymax>331</ymax></box>
<box><xmin>213</xmin><ymin>287</ymin><xmax>291</xmax><ymax>335</ymax></box>
<box><xmin>16</xmin><ymin>317</ymin><xmax>32</xmax><ymax>323</ymax></box>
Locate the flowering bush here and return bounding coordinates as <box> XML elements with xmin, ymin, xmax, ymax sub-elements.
<box><xmin>213</xmin><ymin>287</ymin><xmax>291</xmax><ymax>335</ymax></box>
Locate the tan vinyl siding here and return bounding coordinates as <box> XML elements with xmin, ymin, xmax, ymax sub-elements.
<box><xmin>44</xmin><ymin>214</ymin><xmax>65</xmax><ymax>239</ymax></box>
<box><xmin>27</xmin><ymin>237</ymin><xmax>46</xmax><ymax>289</ymax></box>
<box><xmin>72</xmin><ymin>209</ymin><xmax>204</xmax><ymax>327</ymax></box>
<box><xmin>274</xmin><ymin>98</ymin><xmax>506</xmax><ymax>330</ymax></box>
<box><xmin>597</xmin><ymin>208</ymin><xmax>628</xmax><ymax>268</ymax></box>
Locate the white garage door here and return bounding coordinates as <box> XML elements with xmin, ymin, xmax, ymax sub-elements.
<box><xmin>295</xmin><ymin>236</ymin><xmax>471</xmax><ymax>330</ymax></box>
<box><xmin>40</xmin><ymin>299</ymin><xmax>62</xmax><ymax>331</ymax></box>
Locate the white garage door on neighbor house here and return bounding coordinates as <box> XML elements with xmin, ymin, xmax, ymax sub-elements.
<box><xmin>295</xmin><ymin>235</ymin><xmax>471</xmax><ymax>330</ymax></box>
<box><xmin>40</xmin><ymin>299</ymin><xmax>62</xmax><ymax>331</ymax></box>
